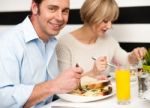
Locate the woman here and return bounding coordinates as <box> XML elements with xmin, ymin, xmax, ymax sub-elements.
<box><xmin>56</xmin><ymin>0</ymin><xmax>146</xmax><ymax>77</ymax></box>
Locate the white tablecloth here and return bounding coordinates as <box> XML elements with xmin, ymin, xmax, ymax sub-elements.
<box><xmin>42</xmin><ymin>81</ymin><xmax>150</xmax><ymax>108</ymax></box>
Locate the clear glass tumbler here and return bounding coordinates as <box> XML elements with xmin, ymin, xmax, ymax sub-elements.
<box><xmin>115</xmin><ymin>66</ymin><xmax>131</xmax><ymax>105</ymax></box>
<box><xmin>138</xmin><ymin>71</ymin><xmax>149</xmax><ymax>98</ymax></box>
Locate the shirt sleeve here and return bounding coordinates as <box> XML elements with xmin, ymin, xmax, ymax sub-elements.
<box><xmin>112</xmin><ymin>40</ymin><xmax>130</xmax><ymax>65</ymax></box>
<box><xmin>56</xmin><ymin>41</ymin><xmax>72</xmax><ymax>72</ymax></box>
<box><xmin>0</xmin><ymin>58</ymin><xmax>34</xmax><ymax>108</ymax></box>
<box><xmin>0</xmin><ymin>40</ymin><xmax>35</xmax><ymax>108</ymax></box>
<box><xmin>0</xmin><ymin>84</ymin><xmax>34</xmax><ymax>108</ymax></box>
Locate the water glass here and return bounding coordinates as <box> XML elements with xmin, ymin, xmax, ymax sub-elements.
<box><xmin>138</xmin><ymin>72</ymin><xmax>149</xmax><ymax>98</ymax></box>
<box><xmin>130</xmin><ymin>65</ymin><xmax>138</xmax><ymax>82</ymax></box>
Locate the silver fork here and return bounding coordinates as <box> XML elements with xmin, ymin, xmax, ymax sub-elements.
<box><xmin>75</xmin><ymin>63</ymin><xmax>82</xmax><ymax>90</ymax></box>
<box><xmin>91</xmin><ymin>57</ymin><xmax>116</xmax><ymax>68</ymax></box>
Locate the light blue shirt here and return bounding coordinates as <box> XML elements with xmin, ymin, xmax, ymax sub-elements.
<box><xmin>0</xmin><ymin>17</ymin><xmax>59</xmax><ymax>108</ymax></box>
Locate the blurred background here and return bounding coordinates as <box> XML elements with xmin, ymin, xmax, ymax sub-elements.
<box><xmin>0</xmin><ymin>0</ymin><xmax>150</xmax><ymax>51</ymax></box>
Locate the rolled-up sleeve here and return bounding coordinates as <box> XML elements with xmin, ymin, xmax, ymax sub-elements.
<box><xmin>0</xmin><ymin>84</ymin><xmax>34</xmax><ymax>108</ymax></box>
<box><xmin>0</xmin><ymin>57</ymin><xmax>34</xmax><ymax>107</ymax></box>
<box><xmin>0</xmin><ymin>44</ymin><xmax>35</xmax><ymax>107</ymax></box>
<box><xmin>12</xmin><ymin>84</ymin><xmax>34</xmax><ymax>107</ymax></box>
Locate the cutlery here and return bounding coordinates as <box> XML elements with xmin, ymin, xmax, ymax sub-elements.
<box><xmin>138</xmin><ymin>59</ymin><xmax>143</xmax><ymax>68</ymax></box>
<box><xmin>75</xmin><ymin>63</ymin><xmax>82</xmax><ymax>90</ymax></box>
<box><xmin>107</xmin><ymin>63</ymin><xmax>117</xmax><ymax>68</ymax></box>
<box><xmin>91</xmin><ymin>57</ymin><xmax>116</xmax><ymax>68</ymax></box>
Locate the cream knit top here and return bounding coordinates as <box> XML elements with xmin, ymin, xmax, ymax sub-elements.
<box><xmin>56</xmin><ymin>33</ymin><xmax>129</xmax><ymax>74</ymax></box>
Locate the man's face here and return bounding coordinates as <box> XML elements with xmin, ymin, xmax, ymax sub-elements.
<box><xmin>31</xmin><ymin>0</ymin><xmax>70</xmax><ymax>41</ymax></box>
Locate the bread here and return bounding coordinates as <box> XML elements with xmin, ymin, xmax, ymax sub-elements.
<box><xmin>70</xmin><ymin>76</ymin><xmax>112</xmax><ymax>96</ymax></box>
<box><xmin>81</xmin><ymin>76</ymin><xmax>111</xmax><ymax>89</ymax></box>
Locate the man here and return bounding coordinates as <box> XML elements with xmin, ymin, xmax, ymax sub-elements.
<box><xmin>0</xmin><ymin>0</ymin><xmax>83</xmax><ymax>108</ymax></box>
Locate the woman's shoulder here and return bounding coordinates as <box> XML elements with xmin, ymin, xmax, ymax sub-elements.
<box><xmin>57</xmin><ymin>33</ymin><xmax>74</xmax><ymax>48</ymax></box>
<box><xmin>58</xmin><ymin>33</ymin><xmax>76</xmax><ymax>45</ymax></box>
<box><xmin>59</xmin><ymin>33</ymin><xmax>72</xmax><ymax>40</ymax></box>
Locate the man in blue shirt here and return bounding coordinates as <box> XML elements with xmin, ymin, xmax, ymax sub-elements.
<box><xmin>0</xmin><ymin>0</ymin><xmax>83</xmax><ymax>107</ymax></box>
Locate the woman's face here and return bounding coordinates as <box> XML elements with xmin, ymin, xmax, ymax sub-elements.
<box><xmin>91</xmin><ymin>21</ymin><xmax>112</xmax><ymax>37</ymax></box>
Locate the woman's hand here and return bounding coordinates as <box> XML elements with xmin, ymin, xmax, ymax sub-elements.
<box><xmin>95</xmin><ymin>56</ymin><xmax>107</xmax><ymax>72</ymax></box>
<box><xmin>95</xmin><ymin>74</ymin><xmax>108</xmax><ymax>80</ymax></box>
<box><xmin>86</xmin><ymin>56</ymin><xmax>107</xmax><ymax>77</ymax></box>
<box><xmin>128</xmin><ymin>47</ymin><xmax>147</xmax><ymax>64</ymax></box>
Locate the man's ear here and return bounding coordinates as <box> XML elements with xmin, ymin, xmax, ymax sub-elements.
<box><xmin>31</xmin><ymin>2</ymin><xmax>38</xmax><ymax>15</ymax></box>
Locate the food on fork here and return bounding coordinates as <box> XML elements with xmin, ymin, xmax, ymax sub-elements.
<box><xmin>69</xmin><ymin>76</ymin><xmax>112</xmax><ymax>96</ymax></box>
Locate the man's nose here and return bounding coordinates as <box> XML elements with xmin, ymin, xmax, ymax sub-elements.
<box><xmin>55</xmin><ymin>11</ymin><xmax>63</xmax><ymax>21</ymax></box>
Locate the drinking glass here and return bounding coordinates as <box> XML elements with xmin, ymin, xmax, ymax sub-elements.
<box><xmin>115</xmin><ymin>66</ymin><xmax>131</xmax><ymax>105</ymax></box>
<box><xmin>138</xmin><ymin>71</ymin><xmax>149</xmax><ymax>98</ymax></box>
<box><xmin>130</xmin><ymin>64</ymin><xmax>138</xmax><ymax>82</ymax></box>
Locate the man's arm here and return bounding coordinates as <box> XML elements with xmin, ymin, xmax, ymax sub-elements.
<box><xmin>23</xmin><ymin>80</ymin><xmax>56</xmax><ymax>108</ymax></box>
<box><xmin>23</xmin><ymin>67</ymin><xmax>83</xmax><ymax>108</ymax></box>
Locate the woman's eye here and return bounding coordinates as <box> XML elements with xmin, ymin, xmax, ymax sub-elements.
<box><xmin>103</xmin><ymin>20</ymin><xmax>109</xmax><ymax>23</ymax></box>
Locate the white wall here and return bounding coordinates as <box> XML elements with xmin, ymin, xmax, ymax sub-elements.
<box><xmin>62</xmin><ymin>0</ymin><xmax>150</xmax><ymax>42</ymax></box>
<box><xmin>1</xmin><ymin>0</ymin><xmax>150</xmax><ymax>11</ymax></box>
<box><xmin>0</xmin><ymin>0</ymin><xmax>150</xmax><ymax>43</ymax></box>
<box><xmin>0</xmin><ymin>0</ymin><xmax>31</xmax><ymax>12</ymax></box>
<box><xmin>71</xmin><ymin>0</ymin><xmax>150</xmax><ymax>8</ymax></box>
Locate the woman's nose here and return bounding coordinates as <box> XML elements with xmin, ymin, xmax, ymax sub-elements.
<box><xmin>106</xmin><ymin>21</ymin><xmax>112</xmax><ymax>29</ymax></box>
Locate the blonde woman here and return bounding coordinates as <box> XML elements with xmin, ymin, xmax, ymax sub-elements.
<box><xmin>56</xmin><ymin>0</ymin><xmax>146</xmax><ymax>77</ymax></box>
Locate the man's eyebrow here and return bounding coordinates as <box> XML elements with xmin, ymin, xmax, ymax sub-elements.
<box><xmin>47</xmin><ymin>5</ymin><xmax>70</xmax><ymax>10</ymax></box>
<box><xmin>47</xmin><ymin>5</ymin><xmax>58</xmax><ymax>8</ymax></box>
<box><xmin>63</xmin><ymin>7</ymin><xmax>70</xmax><ymax>11</ymax></box>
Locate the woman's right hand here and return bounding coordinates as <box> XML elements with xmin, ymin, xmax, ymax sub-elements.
<box><xmin>91</xmin><ymin>56</ymin><xmax>107</xmax><ymax>76</ymax></box>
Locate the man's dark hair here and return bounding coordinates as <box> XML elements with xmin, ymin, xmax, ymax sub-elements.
<box><xmin>31</xmin><ymin>0</ymin><xmax>44</xmax><ymax>14</ymax></box>
<box><xmin>33</xmin><ymin>0</ymin><xmax>43</xmax><ymax>5</ymax></box>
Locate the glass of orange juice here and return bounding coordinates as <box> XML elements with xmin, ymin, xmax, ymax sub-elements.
<box><xmin>115</xmin><ymin>66</ymin><xmax>131</xmax><ymax>105</ymax></box>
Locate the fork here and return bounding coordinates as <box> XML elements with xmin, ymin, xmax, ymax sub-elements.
<box><xmin>75</xmin><ymin>63</ymin><xmax>82</xmax><ymax>90</ymax></box>
<box><xmin>91</xmin><ymin>57</ymin><xmax>116</xmax><ymax>68</ymax></box>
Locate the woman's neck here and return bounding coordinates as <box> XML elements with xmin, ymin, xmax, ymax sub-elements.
<box><xmin>71</xmin><ymin>26</ymin><xmax>97</xmax><ymax>44</ymax></box>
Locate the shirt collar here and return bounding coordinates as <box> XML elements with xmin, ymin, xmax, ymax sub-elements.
<box><xmin>21</xmin><ymin>16</ymin><xmax>58</xmax><ymax>44</ymax></box>
<box><xmin>21</xmin><ymin>16</ymin><xmax>39</xmax><ymax>43</ymax></box>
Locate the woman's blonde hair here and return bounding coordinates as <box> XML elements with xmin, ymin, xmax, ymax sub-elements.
<box><xmin>80</xmin><ymin>0</ymin><xmax>119</xmax><ymax>25</ymax></box>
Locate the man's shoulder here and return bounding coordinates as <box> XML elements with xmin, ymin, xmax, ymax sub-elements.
<box><xmin>0</xmin><ymin>24</ymin><xmax>23</xmax><ymax>41</ymax></box>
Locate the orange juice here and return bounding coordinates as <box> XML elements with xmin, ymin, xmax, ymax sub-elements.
<box><xmin>115</xmin><ymin>67</ymin><xmax>130</xmax><ymax>104</ymax></box>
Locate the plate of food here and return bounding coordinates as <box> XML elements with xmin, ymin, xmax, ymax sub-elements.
<box><xmin>57</xmin><ymin>76</ymin><xmax>115</xmax><ymax>103</ymax></box>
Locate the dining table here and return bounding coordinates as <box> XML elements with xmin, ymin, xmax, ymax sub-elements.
<box><xmin>42</xmin><ymin>79</ymin><xmax>150</xmax><ymax>108</ymax></box>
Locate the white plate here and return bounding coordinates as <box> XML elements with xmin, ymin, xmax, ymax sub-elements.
<box><xmin>57</xmin><ymin>90</ymin><xmax>115</xmax><ymax>103</ymax></box>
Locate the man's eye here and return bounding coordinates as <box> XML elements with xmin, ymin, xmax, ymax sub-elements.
<box><xmin>48</xmin><ymin>7</ymin><xmax>57</xmax><ymax>12</ymax></box>
<box><xmin>62</xmin><ymin>9</ymin><xmax>69</xmax><ymax>15</ymax></box>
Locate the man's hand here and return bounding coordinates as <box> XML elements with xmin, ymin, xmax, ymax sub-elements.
<box><xmin>52</xmin><ymin>67</ymin><xmax>83</xmax><ymax>94</ymax></box>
